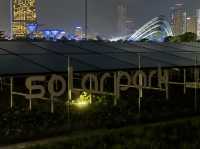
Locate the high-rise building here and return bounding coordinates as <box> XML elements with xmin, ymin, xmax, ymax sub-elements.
<box><xmin>74</xmin><ymin>26</ymin><xmax>83</xmax><ymax>40</ymax></box>
<box><xmin>11</xmin><ymin>0</ymin><xmax>37</xmax><ymax>38</ymax></box>
<box><xmin>186</xmin><ymin>16</ymin><xmax>197</xmax><ymax>34</ymax></box>
<box><xmin>125</xmin><ymin>19</ymin><xmax>135</xmax><ymax>35</ymax></box>
<box><xmin>197</xmin><ymin>9</ymin><xmax>200</xmax><ymax>40</ymax></box>
<box><xmin>0</xmin><ymin>31</ymin><xmax>5</xmax><ymax>39</ymax></box>
<box><xmin>117</xmin><ymin>0</ymin><xmax>128</xmax><ymax>36</ymax></box>
<box><xmin>170</xmin><ymin>4</ymin><xmax>186</xmax><ymax>36</ymax></box>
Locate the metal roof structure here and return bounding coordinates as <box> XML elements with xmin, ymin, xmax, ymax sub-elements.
<box><xmin>0</xmin><ymin>40</ymin><xmax>200</xmax><ymax>76</ymax></box>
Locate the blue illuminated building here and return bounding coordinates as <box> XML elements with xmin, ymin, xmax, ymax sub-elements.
<box><xmin>26</xmin><ymin>23</ymin><xmax>38</xmax><ymax>39</ymax></box>
<box><xmin>27</xmin><ymin>23</ymin><xmax>38</xmax><ymax>33</ymax></box>
<box><xmin>42</xmin><ymin>29</ymin><xmax>65</xmax><ymax>41</ymax></box>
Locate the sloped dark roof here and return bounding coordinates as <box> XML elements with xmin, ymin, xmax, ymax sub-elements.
<box><xmin>0</xmin><ymin>40</ymin><xmax>200</xmax><ymax>76</ymax></box>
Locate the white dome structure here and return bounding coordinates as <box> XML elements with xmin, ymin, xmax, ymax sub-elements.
<box><xmin>110</xmin><ymin>16</ymin><xmax>173</xmax><ymax>42</ymax></box>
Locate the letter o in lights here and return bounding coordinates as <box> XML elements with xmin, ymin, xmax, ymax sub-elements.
<box><xmin>48</xmin><ymin>75</ymin><xmax>66</xmax><ymax>97</ymax></box>
<box><xmin>133</xmin><ymin>71</ymin><xmax>147</xmax><ymax>87</ymax></box>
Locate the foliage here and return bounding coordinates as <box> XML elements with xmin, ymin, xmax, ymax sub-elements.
<box><xmin>26</xmin><ymin>116</ymin><xmax>200</xmax><ymax>149</ymax></box>
<box><xmin>164</xmin><ymin>32</ymin><xmax>197</xmax><ymax>42</ymax></box>
<box><xmin>179</xmin><ymin>32</ymin><xmax>197</xmax><ymax>42</ymax></box>
<box><xmin>163</xmin><ymin>36</ymin><xmax>173</xmax><ymax>42</ymax></box>
<box><xmin>0</xmin><ymin>84</ymin><xmax>198</xmax><ymax>146</ymax></box>
<box><xmin>140</xmin><ymin>38</ymin><xmax>149</xmax><ymax>42</ymax></box>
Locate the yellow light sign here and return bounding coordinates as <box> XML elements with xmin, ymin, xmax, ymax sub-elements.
<box><xmin>72</xmin><ymin>91</ymin><xmax>90</xmax><ymax>108</ymax></box>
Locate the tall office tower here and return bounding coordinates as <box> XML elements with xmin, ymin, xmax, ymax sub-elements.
<box><xmin>117</xmin><ymin>0</ymin><xmax>128</xmax><ymax>36</ymax></box>
<box><xmin>74</xmin><ymin>26</ymin><xmax>83</xmax><ymax>40</ymax></box>
<box><xmin>186</xmin><ymin>16</ymin><xmax>197</xmax><ymax>34</ymax></box>
<box><xmin>197</xmin><ymin>9</ymin><xmax>200</xmax><ymax>40</ymax></box>
<box><xmin>11</xmin><ymin>0</ymin><xmax>37</xmax><ymax>38</ymax></box>
<box><xmin>0</xmin><ymin>31</ymin><xmax>5</xmax><ymax>39</ymax></box>
<box><xmin>170</xmin><ymin>4</ymin><xmax>187</xmax><ymax>36</ymax></box>
<box><xmin>125</xmin><ymin>18</ymin><xmax>135</xmax><ymax>35</ymax></box>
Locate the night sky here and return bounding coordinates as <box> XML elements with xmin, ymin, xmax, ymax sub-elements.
<box><xmin>0</xmin><ymin>0</ymin><xmax>200</xmax><ymax>37</ymax></box>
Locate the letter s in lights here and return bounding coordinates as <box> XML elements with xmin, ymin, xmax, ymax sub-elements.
<box><xmin>25</xmin><ymin>76</ymin><xmax>46</xmax><ymax>99</ymax></box>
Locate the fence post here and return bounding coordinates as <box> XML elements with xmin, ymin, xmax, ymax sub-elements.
<box><xmin>114</xmin><ymin>72</ymin><xmax>119</xmax><ymax>105</ymax></box>
<box><xmin>10</xmin><ymin>77</ymin><xmax>13</xmax><ymax>109</ymax></box>
<box><xmin>51</xmin><ymin>95</ymin><xmax>54</xmax><ymax>113</ymax></box>
<box><xmin>29</xmin><ymin>89</ymin><xmax>32</xmax><ymax>111</ymax></box>
<box><xmin>184</xmin><ymin>69</ymin><xmax>186</xmax><ymax>94</ymax></box>
<box><xmin>165</xmin><ymin>70</ymin><xmax>169</xmax><ymax>100</ymax></box>
<box><xmin>194</xmin><ymin>56</ymin><xmax>198</xmax><ymax>112</ymax></box>
<box><xmin>67</xmin><ymin>56</ymin><xmax>72</xmax><ymax>124</ymax></box>
<box><xmin>138</xmin><ymin>54</ymin><xmax>143</xmax><ymax>113</ymax></box>
<box><xmin>89</xmin><ymin>73</ymin><xmax>92</xmax><ymax>104</ymax></box>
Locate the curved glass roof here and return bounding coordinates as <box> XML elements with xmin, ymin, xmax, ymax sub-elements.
<box><xmin>128</xmin><ymin>16</ymin><xmax>173</xmax><ymax>41</ymax></box>
<box><xmin>110</xmin><ymin>16</ymin><xmax>173</xmax><ymax>42</ymax></box>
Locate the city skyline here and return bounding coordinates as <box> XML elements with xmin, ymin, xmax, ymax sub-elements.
<box><xmin>0</xmin><ymin>0</ymin><xmax>200</xmax><ymax>37</ymax></box>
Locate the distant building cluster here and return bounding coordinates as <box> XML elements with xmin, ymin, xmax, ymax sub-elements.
<box><xmin>170</xmin><ymin>4</ymin><xmax>200</xmax><ymax>39</ymax></box>
<box><xmin>7</xmin><ymin>0</ymin><xmax>98</xmax><ymax>41</ymax></box>
<box><xmin>114</xmin><ymin>2</ymin><xmax>200</xmax><ymax>41</ymax></box>
<box><xmin>0</xmin><ymin>0</ymin><xmax>199</xmax><ymax>41</ymax></box>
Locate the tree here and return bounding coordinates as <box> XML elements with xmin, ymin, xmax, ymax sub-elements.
<box><xmin>140</xmin><ymin>38</ymin><xmax>149</xmax><ymax>42</ymax></box>
<box><xmin>164</xmin><ymin>32</ymin><xmax>197</xmax><ymax>42</ymax></box>
<box><xmin>179</xmin><ymin>32</ymin><xmax>197</xmax><ymax>42</ymax></box>
<box><xmin>164</xmin><ymin>36</ymin><xmax>173</xmax><ymax>42</ymax></box>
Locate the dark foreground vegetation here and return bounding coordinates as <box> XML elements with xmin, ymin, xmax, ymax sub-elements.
<box><xmin>0</xmin><ymin>81</ymin><xmax>200</xmax><ymax>148</ymax></box>
<box><xmin>0</xmin><ymin>87</ymin><xmax>199</xmax><ymax>147</ymax></box>
<box><xmin>25</xmin><ymin>115</ymin><xmax>200</xmax><ymax>149</ymax></box>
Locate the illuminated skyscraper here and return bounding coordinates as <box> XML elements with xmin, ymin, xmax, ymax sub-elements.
<box><xmin>186</xmin><ymin>16</ymin><xmax>197</xmax><ymax>34</ymax></box>
<box><xmin>117</xmin><ymin>0</ymin><xmax>128</xmax><ymax>36</ymax></box>
<box><xmin>74</xmin><ymin>26</ymin><xmax>83</xmax><ymax>40</ymax></box>
<box><xmin>11</xmin><ymin>0</ymin><xmax>37</xmax><ymax>38</ymax></box>
<box><xmin>125</xmin><ymin>19</ymin><xmax>135</xmax><ymax>35</ymax></box>
<box><xmin>197</xmin><ymin>9</ymin><xmax>200</xmax><ymax>39</ymax></box>
<box><xmin>0</xmin><ymin>31</ymin><xmax>5</xmax><ymax>39</ymax></box>
<box><xmin>170</xmin><ymin>4</ymin><xmax>186</xmax><ymax>35</ymax></box>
